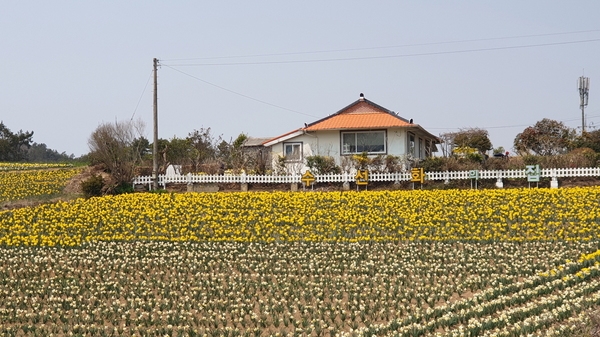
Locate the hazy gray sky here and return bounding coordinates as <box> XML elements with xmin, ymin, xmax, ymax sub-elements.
<box><xmin>2</xmin><ymin>1</ymin><xmax>599</xmax><ymax>156</ymax></box>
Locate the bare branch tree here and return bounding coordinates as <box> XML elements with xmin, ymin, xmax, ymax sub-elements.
<box><xmin>88</xmin><ymin>119</ymin><xmax>145</xmax><ymax>187</ymax></box>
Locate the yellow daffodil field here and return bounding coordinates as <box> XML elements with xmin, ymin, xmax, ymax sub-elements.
<box><xmin>0</xmin><ymin>165</ymin><xmax>80</xmax><ymax>202</ymax></box>
<box><xmin>1</xmin><ymin>181</ymin><xmax>600</xmax><ymax>336</ymax></box>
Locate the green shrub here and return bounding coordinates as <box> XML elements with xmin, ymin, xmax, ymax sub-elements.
<box><xmin>466</xmin><ymin>152</ymin><xmax>484</xmax><ymax>163</ymax></box>
<box><xmin>522</xmin><ymin>154</ymin><xmax>540</xmax><ymax>166</ymax></box>
<box><xmin>420</xmin><ymin>157</ymin><xmax>445</xmax><ymax>172</ymax></box>
<box><xmin>305</xmin><ymin>155</ymin><xmax>341</xmax><ymax>175</ymax></box>
<box><xmin>114</xmin><ymin>182</ymin><xmax>134</xmax><ymax>195</ymax></box>
<box><xmin>384</xmin><ymin>155</ymin><xmax>403</xmax><ymax>173</ymax></box>
<box><xmin>81</xmin><ymin>175</ymin><xmax>104</xmax><ymax>198</ymax></box>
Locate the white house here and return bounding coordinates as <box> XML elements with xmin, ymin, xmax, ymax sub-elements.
<box><xmin>262</xmin><ymin>94</ymin><xmax>439</xmax><ymax>172</ymax></box>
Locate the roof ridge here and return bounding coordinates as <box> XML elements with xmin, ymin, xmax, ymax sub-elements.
<box><xmin>306</xmin><ymin>97</ymin><xmax>409</xmax><ymax>128</ymax></box>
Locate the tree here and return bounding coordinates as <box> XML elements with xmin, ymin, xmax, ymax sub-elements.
<box><xmin>225</xmin><ymin>133</ymin><xmax>249</xmax><ymax>171</ymax></box>
<box><xmin>131</xmin><ymin>136</ymin><xmax>150</xmax><ymax>162</ymax></box>
<box><xmin>27</xmin><ymin>143</ymin><xmax>74</xmax><ymax>162</ymax></box>
<box><xmin>0</xmin><ymin>121</ymin><xmax>34</xmax><ymax>161</ymax></box>
<box><xmin>453</xmin><ymin>128</ymin><xmax>492</xmax><ymax>154</ymax></box>
<box><xmin>187</xmin><ymin>128</ymin><xmax>222</xmax><ymax>171</ymax></box>
<box><xmin>572</xmin><ymin>130</ymin><xmax>600</xmax><ymax>153</ymax></box>
<box><xmin>438</xmin><ymin>132</ymin><xmax>457</xmax><ymax>158</ymax></box>
<box><xmin>513</xmin><ymin>118</ymin><xmax>576</xmax><ymax>156</ymax></box>
<box><xmin>88</xmin><ymin>119</ymin><xmax>145</xmax><ymax>188</ymax></box>
<box><xmin>305</xmin><ymin>155</ymin><xmax>341</xmax><ymax>174</ymax></box>
<box><xmin>165</xmin><ymin>137</ymin><xmax>195</xmax><ymax>166</ymax></box>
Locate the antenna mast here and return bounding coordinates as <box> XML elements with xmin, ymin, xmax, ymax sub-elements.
<box><xmin>579</xmin><ymin>75</ymin><xmax>590</xmax><ymax>133</ymax></box>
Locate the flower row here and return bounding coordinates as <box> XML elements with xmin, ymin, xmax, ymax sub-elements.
<box><xmin>1</xmin><ymin>187</ymin><xmax>600</xmax><ymax>246</ymax></box>
<box><xmin>0</xmin><ymin>162</ymin><xmax>73</xmax><ymax>171</ymax></box>
<box><xmin>1</xmin><ymin>241</ymin><xmax>599</xmax><ymax>336</ymax></box>
<box><xmin>0</xmin><ymin>168</ymin><xmax>80</xmax><ymax>202</ymax></box>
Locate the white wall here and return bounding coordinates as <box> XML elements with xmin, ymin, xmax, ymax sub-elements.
<box><xmin>388</xmin><ymin>129</ymin><xmax>406</xmax><ymax>156</ymax></box>
<box><xmin>268</xmin><ymin>129</ymin><xmax>414</xmax><ymax>173</ymax></box>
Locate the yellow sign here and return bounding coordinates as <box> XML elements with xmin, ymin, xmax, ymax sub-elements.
<box><xmin>355</xmin><ymin>170</ymin><xmax>369</xmax><ymax>185</ymax></box>
<box><xmin>411</xmin><ymin>167</ymin><xmax>424</xmax><ymax>184</ymax></box>
<box><xmin>301</xmin><ymin>170</ymin><xmax>315</xmax><ymax>187</ymax></box>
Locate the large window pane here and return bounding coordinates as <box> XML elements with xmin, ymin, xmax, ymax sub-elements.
<box><xmin>357</xmin><ymin>132</ymin><xmax>384</xmax><ymax>153</ymax></box>
<box><xmin>408</xmin><ymin>133</ymin><xmax>415</xmax><ymax>156</ymax></box>
<box><xmin>341</xmin><ymin>131</ymin><xmax>385</xmax><ymax>154</ymax></box>
<box><xmin>284</xmin><ymin>142</ymin><xmax>302</xmax><ymax>161</ymax></box>
<box><xmin>342</xmin><ymin>133</ymin><xmax>356</xmax><ymax>154</ymax></box>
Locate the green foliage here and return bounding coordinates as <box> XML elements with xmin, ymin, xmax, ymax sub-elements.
<box><xmin>225</xmin><ymin>133</ymin><xmax>249</xmax><ymax>171</ymax></box>
<box><xmin>572</xmin><ymin>130</ymin><xmax>600</xmax><ymax>153</ymax></box>
<box><xmin>514</xmin><ymin>118</ymin><xmax>576</xmax><ymax>156</ymax></box>
<box><xmin>149</xmin><ymin>188</ymin><xmax>169</xmax><ymax>194</ymax></box>
<box><xmin>0</xmin><ymin>121</ymin><xmax>34</xmax><ymax>161</ymax></box>
<box><xmin>348</xmin><ymin>153</ymin><xmax>404</xmax><ymax>173</ymax></box>
<box><xmin>493</xmin><ymin>146</ymin><xmax>506</xmax><ymax>155</ymax></box>
<box><xmin>522</xmin><ymin>154</ymin><xmax>540</xmax><ymax>166</ymax></box>
<box><xmin>452</xmin><ymin>146</ymin><xmax>483</xmax><ymax>162</ymax></box>
<box><xmin>131</xmin><ymin>136</ymin><xmax>150</xmax><ymax>161</ymax></box>
<box><xmin>113</xmin><ymin>182</ymin><xmax>134</xmax><ymax>195</ymax></box>
<box><xmin>232</xmin><ymin>133</ymin><xmax>248</xmax><ymax>148</ymax></box>
<box><xmin>163</xmin><ymin>137</ymin><xmax>194</xmax><ymax>165</ymax></box>
<box><xmin>274</xmin><ymin>155</ymin><xmax>287</xmax><ymax>175</ymax></box>
<box><xmin>420</xmin><ymin>157</ymin><xmax>445</xmax><ymax>172</ymax></box>
<box><xmin>466</xmin><ymin>152</ymin><xmax>484</xmax><ymax>163</ymax></box>
<box><xmin>384</xmin><ymin>155</ymin><xmax>403</xmax><ymax>173</ymax></box>
<box><xmin>81</xmin><ymin>175</ymin><xmax>104</xmax><ymax>198</ymax></box>
<box><xmin>453</xmin><ymin>128</ymin><xmax>492</xmax><ymax>153</ymax></box>
<box><xmin>27</xmin><ymin>142</ymin><xmax>74</xmax><ymax>163</ymax></box>
<box><xmin>305</xmin><ymin>155</ymin><xmax>341</xmax><ymax>175</ymax></box>
<box><xmin>187</xmin><ymin>128</ymin><xmax>222</xmax><ymax>171</ymax></box>
<box><xmin>351</xmin><ymin>152</ymin><xmax>369</xmax><ymax>170</ymax></box>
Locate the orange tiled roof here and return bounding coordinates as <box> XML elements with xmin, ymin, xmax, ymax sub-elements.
<box><xmin>304</xmin><ymin>112</ymin><xmax>410</xmax><ymax>131</ymax></box>
<box><xmin>263</xmin><ymin>96</ymin><xmax>439</xmax><ymax>145</ymax></box>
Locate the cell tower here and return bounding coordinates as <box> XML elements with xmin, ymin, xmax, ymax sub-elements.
<box><xmin>579</xmin><ymin>75</ymin><xmax>590</xmax><ymax>133</ymax></box>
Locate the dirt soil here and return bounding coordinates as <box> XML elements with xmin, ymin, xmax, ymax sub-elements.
<box><xmin>63</xmin><ymin>165</ymin><xmax>111</xmax><ymax>195</ymax></box>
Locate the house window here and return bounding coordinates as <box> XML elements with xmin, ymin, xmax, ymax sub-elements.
<box><xmin>418</xmin><ymin>138</ymin><xmax>423</xmax><ymax>158</ymax></box>
<box><xmin>341</xmin><ymin>131</ymin><xmax>386</xmax><ymax>155</ymax></box>
<box><xmin>425</xmin><ymin>139</ymin><xmax>432</xmax><ymax>157</ymax></box>
<box><xmin>283</xmin><ymin>142</ymin><xmax>302</xmax><ymax>162</ymax></box>
<box><xmin>408</xmin><ymin>133</ymin><xmax>415</xmax><ymax>157</ymax></box>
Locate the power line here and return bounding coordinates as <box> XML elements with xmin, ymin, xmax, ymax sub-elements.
<box><xmin>161</xmin><ymin>29</ymin><xmax>600</xmax><ymax>62</ymax></box>
<box><xmin>161</xmin><ymin>64</ymin><xmax>320</xmax><ymax>118</ymax></box>
<box><xmin>161</xmin><ymin>62</ymin><xmax>600</xmax><ymax>132</ymax></box>
<box><xmin>130</xmin><ymin>70</ymin><xmax>153</xmax><ymax>121</ymax></box>
<box><xmin>428</xmin><ymin>112</ymin><xmax>600</xmax><ymax>131</ymax></box>
<box><xmin>164</xmin><ymin>38</ymin><xmax>600</xmax><ymax>67</ymax></box>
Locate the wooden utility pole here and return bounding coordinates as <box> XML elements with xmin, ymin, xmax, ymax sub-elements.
<box><xmin>152</xmin><ymin>58</ymin><xmax>159</xmax><ymax>190</ymax></box>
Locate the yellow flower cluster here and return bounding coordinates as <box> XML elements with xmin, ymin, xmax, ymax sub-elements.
<box><xmin>0</xmin><ymin>162</ymin><xmax>73</xmax><ymax>171</ymax></box>
<box><xmin>0</xmin><ymin>168</ymin><xmax>81</xmax><ymax>202</ymax></box>
<box><xmin>1</xmin><ymin>187</ymin><xmax>599</xmax><ymax>247</ymax></box>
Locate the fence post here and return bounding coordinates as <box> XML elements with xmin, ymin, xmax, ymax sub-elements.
<box><xmin>550</xmin><ymin>168</ymin><xmax>559</xmax><ymax>189</ymax></box>
<box><xmin>240</xmin><ymin>172</ymin><xmax>248</xmax><ymax>192</ymax></box>
<box><xmin>495</xmin><ymin>170</ymin><xmax>503</xmax><ymax>188</ymax></box>
<box><xmin>342</xmin><ymin>172</ymin><xmax>350</xmax><ymax>191</ymax></box>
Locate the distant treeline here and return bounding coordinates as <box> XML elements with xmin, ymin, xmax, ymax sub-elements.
<box><xmin>0</xmin><ymin>121</ymin><xmax>79</xmax><ymax>163</ymax></box>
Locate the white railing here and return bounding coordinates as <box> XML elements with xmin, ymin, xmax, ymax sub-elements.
<box><xmin>133</xmin><ymin>167</ymin><xmax>600</xmax><ymax>189</ymax></box>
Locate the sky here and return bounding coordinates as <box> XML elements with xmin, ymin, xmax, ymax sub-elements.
<box><xmin>1</xmin><ymin>1</ymin><xmax>599</xmax><ymax>157</ymax></box>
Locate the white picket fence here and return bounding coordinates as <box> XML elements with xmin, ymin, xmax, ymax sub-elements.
<box><xmin>133</xmin><ymin>167</ymin><xmax>600</xmax><ymax>189</ymax></box>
